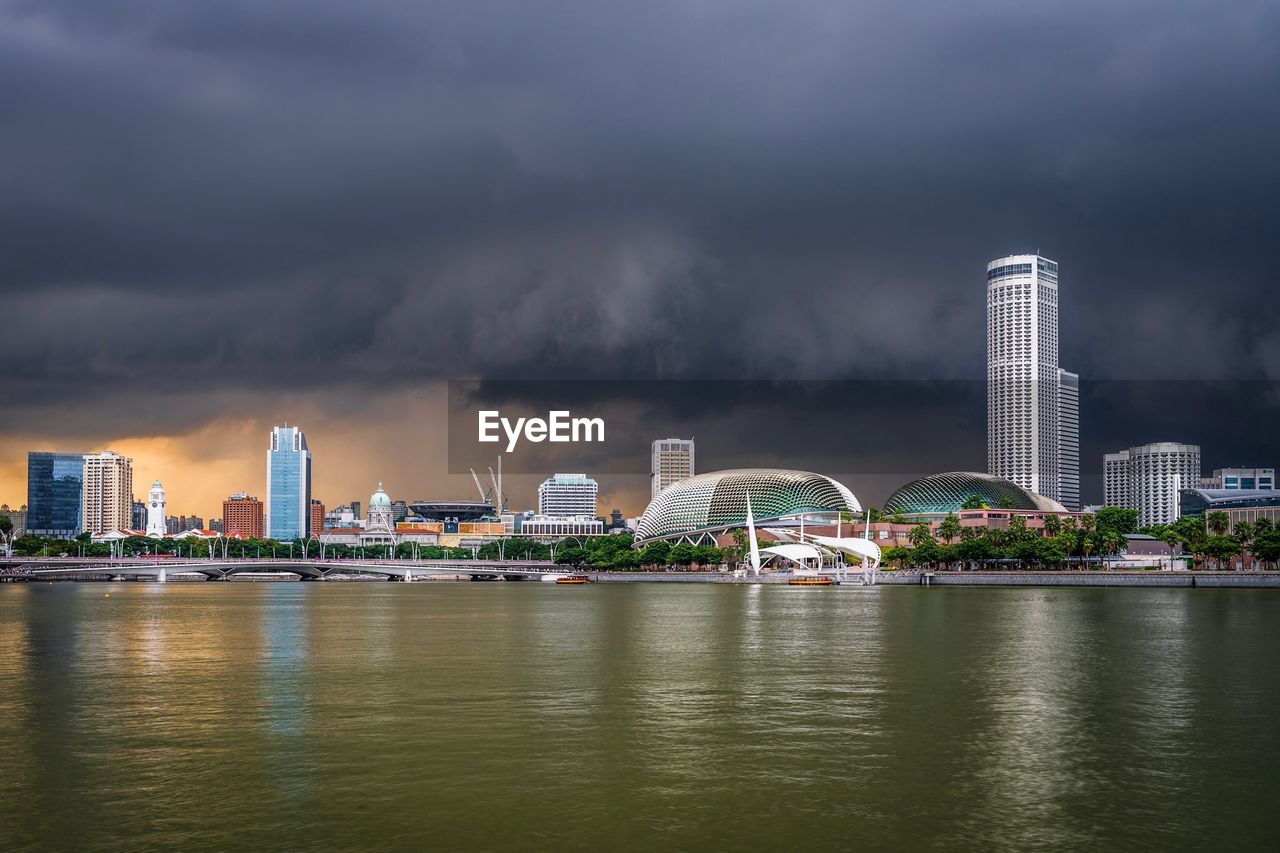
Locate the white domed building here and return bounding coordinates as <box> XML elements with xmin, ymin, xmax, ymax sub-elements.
<box><xmin>314</xmin><ymin>482</ymin><xmax>441</xmax><ymax>550</ymax></box>
<box><xmin>359</xmin><ymin>483</ymin><xmax>397</xmax><ymax>546</ymax></box>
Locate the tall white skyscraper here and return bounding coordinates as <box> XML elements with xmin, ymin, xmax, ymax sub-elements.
<box><xmin>1057</xmin><ymin>369</ymin><xmax>1080</xmax><ymax>511</ymax></box>
<box><xmin>537</xmin><ymin>473</ymin><xmax>599</xmax><ymax>517</ymax></box>
<box><xmin>81</xmin><ymin>451</ymin><xmax>133</xmax><ymax>534</ymax></box>
<box><xmin>987</xmin><ymin>253</ymin><xmax>1063</xmax><ymax>501</ymax></box>
<box><xmin>651</xmin><ymin>438</ymin><xmax>695</xmax><ymax>498</ymax></box>
<box><xmin>146</xmin><ymin>479</ymin><xmax>167</xmax><ymax>537</ymax></box>
<box><xmin>1104</xmin><ymin>442</ymin><xmax>1201</xmax><ymax>527</ymax></box>
<box><xmin>1103</xmin><ymin>450</ymin><xmax>1131</xmax><ymax>509</ymax></box>
<box><xmin>266</xmin><ymin>425</ymin><xmax>312</xmax><ymax>540</ymax></box>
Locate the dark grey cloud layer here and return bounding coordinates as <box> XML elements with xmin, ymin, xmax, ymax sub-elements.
<box><xmin>2</xmin><ymin>1</ymin><xmax>1279</xmax><ymax>495</ymax></box>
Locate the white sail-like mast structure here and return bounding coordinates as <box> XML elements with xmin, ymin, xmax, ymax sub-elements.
<box><xmin>746</xmin><ymin>495</ymin><xmax>762</xmax><ymax>576</ymax></box>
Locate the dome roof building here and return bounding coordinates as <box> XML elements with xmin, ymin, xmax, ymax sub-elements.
<box><xmin>364</xmin><ymin>483</ymin><xmax>395</xmax><ymax>536</ymax></box>
<box><xmin>882</xmin><ymin>472</ymin><xmax>1067</xmax><ymax>516</ymax></box>
<box><xmin>635</xmin><ymin>469</ymin><xmax>861</xmax><ymax>544</ymax></box>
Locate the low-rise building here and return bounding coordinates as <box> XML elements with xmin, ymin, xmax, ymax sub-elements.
<box><xmin>1198</xmin><ymin>468</ymin><xmax>1275</xmax><ymax>490</ymax></box>
<box><xmin>518</xmin><ymin>515</ymin><xmax>606</xmax><ymax>538</ymax></box>
<box><xmin>1180</xmin><ymin>489</ymin><xmax>1280</xmax><ymax>532</ymax></box>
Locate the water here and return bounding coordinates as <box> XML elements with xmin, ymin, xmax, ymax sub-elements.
<box><xmin>1</xmin><ymin>583</ymin><xmax>1277</xmax><ymax>851</ymax></box>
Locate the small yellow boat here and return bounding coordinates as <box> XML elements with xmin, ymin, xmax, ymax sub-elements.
<box><xmin>788</xmin><ymin>575</ymin><xmax>834</xmax><ymax>586</ymax></box>
<box><xmin>556</xmin><ymin>574</ymin><xmax>591</xmax><ymax>584</ymax></box>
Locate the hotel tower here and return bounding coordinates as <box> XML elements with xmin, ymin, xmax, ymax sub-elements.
<box><xmin>987</xmin><ymin>254</ymin><xmax>1079</xmax><ymax>508</ymax></box>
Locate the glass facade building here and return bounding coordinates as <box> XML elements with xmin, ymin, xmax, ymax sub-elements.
<box><xmin>266</xmin><ymin>426</ymin><xmax>312</xmax><ymax>541</ymax></box>
<box><xmin>26</xmin><ymin>451</ymin><xmax>87</xmax><ymax>537</ymax></box>
<box><xmin>883</xmin><ymin>471</ymin><xmax>1067</xmax><ymax>516</ymax></box>
<box><xmin>636</xmin><ymin>469</ymin><xmax>860</xmax><ymax>544</ymax></box>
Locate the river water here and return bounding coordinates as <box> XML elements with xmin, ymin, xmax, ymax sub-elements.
<box><xmin>1</xmin><ymin>583</ymin><xmax>1277</xmax><ymax>851</ymax></box>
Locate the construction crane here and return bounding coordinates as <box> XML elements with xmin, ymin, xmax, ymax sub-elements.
<box><xmin>468</xmin><ymin>455</ymin><xmax>507</xmax><ymax>513</ymax></box>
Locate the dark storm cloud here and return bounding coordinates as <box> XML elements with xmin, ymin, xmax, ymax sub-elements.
<box><xmin>2</xmin><ymin>0</ymin><xmax>1279</xmax><ymax>503</ymax></box>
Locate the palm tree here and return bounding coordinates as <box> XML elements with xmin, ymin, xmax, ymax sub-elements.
<box><xmin>1099</xmin><ymin>531</ymin><xmax>1125</xmax><ymax>569</ymax></box>
<box><xmin>937</xmin><ymin>514</ymin><xmax>961</xmax><ymax>544</ymax></box>
<box><xmin>909</xmin><ymin>522</ymin><xmax>934</xmax><ymax>549</ymax></box>
<box><xmin>1043</xmin><ymin>514</ymin><xmax>1062</xmax><ymax>537</ymax></box>
<box><xmin>1207</xmin><ymin>511</ymin><xmax>1230</xmax><ymax>537</ymax></box>
<box><xmin>1234</xmin><ymin>521</ymin><xmax>1255</xmax><ymax>570</ymax></box>
<box><xmin>1081</xmin><ymin>534</ymin><xmax>1096</xmax><ymax>569</ymax></box>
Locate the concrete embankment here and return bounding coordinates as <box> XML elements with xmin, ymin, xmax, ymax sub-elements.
<box><xmin>874</xmin><ymin>571</ymin><xmax>1280</xmax><ymax>588</ymax></box>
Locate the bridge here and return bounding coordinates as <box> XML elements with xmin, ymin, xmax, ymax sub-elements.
<box><xmin>0</xmin><ymin>556</ymin><xmax>572</xmax><ymax>582</ymax></box>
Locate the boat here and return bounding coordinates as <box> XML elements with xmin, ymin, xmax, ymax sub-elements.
<box><xmin>555</xmin><ymin>574</ymin><xmax>591</xmax><ymax>584</ymax></box>
<box><xmin>788</xmin><ymin>575</ymin><xmax>835</xmax><ymax>586</ymax></box>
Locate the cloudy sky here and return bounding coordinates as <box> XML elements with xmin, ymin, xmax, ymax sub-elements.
<box><xmin>2</xmin><ymin>1</ymin><xmax>1278</xmax><ymax>519</ymax></box>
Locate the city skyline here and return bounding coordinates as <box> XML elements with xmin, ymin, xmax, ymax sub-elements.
<box><xmin>3</xmin><ymin>3</ymin><xmax>1278</xmax><ymax>527</ymax></box>
<box><xmin>5</xmin><ymin>373</ymin><xmax>1280</xmax><ymax>527</ymax></box>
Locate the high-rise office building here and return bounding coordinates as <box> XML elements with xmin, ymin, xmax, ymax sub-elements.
<box><xmin>987</xmin><ymin>254</ymin><xmax>1062</xmax><ymax>501</ymax></box>
<box><xmin>537</xmin><ymin>473</ymin><xmax>599</xmax><ymax>517</ymax></box>
<box><xmin>81</xmin><ymin>451</ymin><xmax>134</xmax><ymax>534</ymax></box>
<box><xmin>223</xmin><ymin>492</ymin><xmax>264</xmax><ymax>539</ymax></box>
<box><xmin>146</xmin><ymin>480</ymin><xmax>167</xmax><ymax>537</ymax></box>
<box><xmin>1198</xmin><ymin>468</ymin><xmax>1275</xmax><ymax>490</ymax></box>
<box><xmin>651</xmin><ymin>438</ymin><xmax>695</xmax><ymax>498</ymax></box>
<box><xmin>1057</xmin><ymin>369</ymin><xmax>1080</xmax><ymax>511</ymax></box>
<box><xmin>1104</xmin><ymin>442</ymin><xmax>1201</xmax><ymax>527</ymax></box>
<box><xmin>310</xmin><ymin>499</ymin><xmax>325</xmax><ymax>535</ymax></box>
<box><xmin>266</xmin><ymin>425</ymin><xmax>312</xmax><ymax>540</ymax></box>
<box><xmin>26</xmin><ymin>451</ymin><xmax>87</xmax><ymax>537</ymax></box>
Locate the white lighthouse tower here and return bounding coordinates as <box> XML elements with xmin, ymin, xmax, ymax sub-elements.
<box><xmin>146</xmin><ymin>480</ymin><xmax>167</xmax><ymax>537</ymax></box>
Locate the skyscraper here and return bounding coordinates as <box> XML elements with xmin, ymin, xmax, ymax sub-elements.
<box><xmin>537</xmin><ymin>473</ymin><xmax>599</xmax><ymax>517</ymax></box>
<box><xmin>1103</xmin><ymin>450</ymin><xmax>1131</xmax><ymax>509</ymax></box>
<box><xmin>26</xmin><ymin>451</ymin><xmax>87</xmax><ymax>537</ymax></box>
<box><xmin>1104</xmin><ymin>442</ymin><xmax>1201</xmax><ymax>527</ymax></box>
<box><xmin>266</xmin><ymin>425</ymin><xmax>312</xmax><ymax>540</ymax></box>
<box><xmin>146</xmin><ymin>480</ymin><xmax>167</xmax><ymax>537</ymax></box>
<box><xmin>1057</xmin><ymin>369</ymin><xmax>1080</xmax><ymax>511</ymax></box>
<box><xmin>81</xmin><ymin>451</ymin><xmax>134</xmax><ymax>534</ymax></box>
<box><xmin>987</xmin><ymin>254</ymin><xmax>1066</xmax><ymax>502</ymax></box>
<box><xmin>651</xmin><ymin>438</ymin><xmax>695</xmax><ymax>498</ymax></box>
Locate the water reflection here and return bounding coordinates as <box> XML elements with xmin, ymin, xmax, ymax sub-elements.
<box><xmin>1</xmin><ymin>584</ymin><xmax>1278</xmax><ymax>851</ymax></box>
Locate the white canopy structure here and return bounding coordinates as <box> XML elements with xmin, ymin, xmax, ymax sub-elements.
<box><xmin>758</xmin><ymin>543</ymin><xmax>824</xmax><ymax>566</ymax></box>
<box><xmin>802</xmin><ymin>535</ymin><xmax>882</xmax><ymax>570</ymax></box>
<box><xmin>760</xmin><ymin>527</ymin><xmax>883</xmax><ymax>580</ymax></box>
